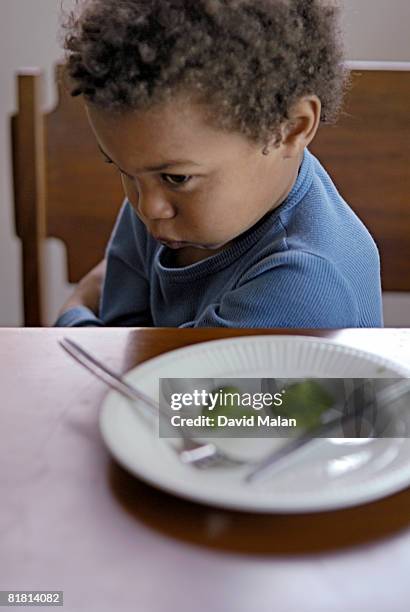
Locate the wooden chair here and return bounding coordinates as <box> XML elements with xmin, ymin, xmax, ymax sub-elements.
<box><xmin>11</xmin><ymin>66</ymin><xmax>123</xmax><ymax>326</ymax></box>
<box><xmin>11</xmin><ymin>65</ymin><xmax>410</xmax><ymax>326</ymax></box>
<box><xmin>310</xmin><ymin>67</ymin><xmax>410</xmax><ymax>295</ymax></box>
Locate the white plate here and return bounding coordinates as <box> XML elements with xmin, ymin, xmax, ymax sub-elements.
<box><xmin>99</xmin><ymin>335</ymin><xmax>410</xmax><ymax>513</ymax></box>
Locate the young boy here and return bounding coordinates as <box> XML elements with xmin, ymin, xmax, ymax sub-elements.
<box><xmin>55</xmin><ymin>0</ymin><xmax>383</xmax><ymax>328</ymax></box>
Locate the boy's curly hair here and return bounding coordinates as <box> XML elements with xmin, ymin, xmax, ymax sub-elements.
<box><xmin>61</xmin><ymin>0</ymin><xmax>348</xmax><ymax>146</ymax></box>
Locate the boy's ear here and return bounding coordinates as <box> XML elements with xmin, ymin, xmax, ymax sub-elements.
<box><xmin>273</xmin><ymin>95</ymin><xmax>322</xmax><ymax>157</ymax></box>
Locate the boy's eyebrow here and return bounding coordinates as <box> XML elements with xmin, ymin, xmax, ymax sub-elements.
<box><xmin>97</xmin><ymin>144</ymin><xmax>201</xmax><ymax>173</ymax></box>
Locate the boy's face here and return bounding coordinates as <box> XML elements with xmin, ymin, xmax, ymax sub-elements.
<box><xmin>86</xmin><ymin>96</ymin><xmax>302</xmax><ymax>264</ymax></box>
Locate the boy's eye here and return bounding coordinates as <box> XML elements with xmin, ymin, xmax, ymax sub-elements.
<box><xmin>161</xmin><ymin>173</ymin><xmax>192</xmax><ymax>186</ymax></box>
<box><xmin>103</xmin><ymin>158</ymin><xmax>192</xmax><ymax>187</ymax></box>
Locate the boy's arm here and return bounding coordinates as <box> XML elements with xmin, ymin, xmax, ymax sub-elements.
<box><xmin>55</xmin><ymin>259</ymin><xmax>106</xmax><ymax>326</ymax></box>
<box><xmin>55</xmin><ymin>201</ymin><xmax>153</xmax><ymax>327</ymax></box>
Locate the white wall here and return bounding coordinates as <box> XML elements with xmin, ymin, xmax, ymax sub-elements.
<box><xmin>342</xmin><ymin>0</ymin><xmax>410</xmax><ymax>61</ymax></box>
<box><xmin>1</xmin><ymin>0</ymin><xmax>409</xmax><ymax>326</ymax></box>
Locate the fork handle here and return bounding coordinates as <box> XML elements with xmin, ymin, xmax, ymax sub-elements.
<box><xmin>59</xmin><ymin>337</ymin><xmax>172</xmax><ymax>422</ymax></box>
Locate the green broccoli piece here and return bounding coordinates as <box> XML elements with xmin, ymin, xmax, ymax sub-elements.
<box><xmin>275</xmin><ymin>380</ymin><xmax>333</xmax><ymax>430</ymax></box>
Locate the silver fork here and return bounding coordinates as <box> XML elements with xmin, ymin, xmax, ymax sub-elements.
<box><xmin>59</xmin><ymin>337</ymin><xmax>245</xmax><ymax>469</ymax></box>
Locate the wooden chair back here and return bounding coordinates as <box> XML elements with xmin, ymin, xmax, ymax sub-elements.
<box><xmin>310</xmin><ymin>68</ymin><xmax>410</xmax><ymax>294</ymax></box>
<box><xmin>11</xmin><ymin>66</ymin><xmax>122</xmax><ymax>326</ymax></box>
<box><xmin>11</xmin><ymin>65</ymin><xmax>410</xmax><ymax>326</ymax></box>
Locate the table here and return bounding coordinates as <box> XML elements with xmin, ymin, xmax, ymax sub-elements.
<box><xmin>1</xmin><ymin>328</ymin><xmax>410</xmax><ymax>612</ymax></box>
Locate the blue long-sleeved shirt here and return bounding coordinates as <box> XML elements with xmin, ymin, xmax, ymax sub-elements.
<box><xmin>55</xmin><ymin>149</ymin><xmax>383</xmax><ymax>328</ymax></box>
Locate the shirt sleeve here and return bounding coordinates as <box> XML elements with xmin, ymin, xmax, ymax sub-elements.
<box><xmin>54</xmin><ymin>306</ymin><xmax>104</xmax><ymax>327</ymax></box>
<box><xmin>54</xmin><ymin>201</ymin><xmax>153</xmax><ymax>328</ymax></box>
<box><xmin>179</xmin><ymin>252</ymin><xmax>360</xmax><ymax>329</ymax></box>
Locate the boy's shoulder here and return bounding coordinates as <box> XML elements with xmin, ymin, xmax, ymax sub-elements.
<box><xmin>269</xmin><ymin>149</ymin><xmax>380</xmax><ymax>265</ymax></box>
<box><xmin>233</xmin><ymin>149</ymin><xmax>382</xmax><ymax>326</ymax></box>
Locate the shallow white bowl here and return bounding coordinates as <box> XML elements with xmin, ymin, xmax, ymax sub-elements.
<box><xmin>100</xmin><ymin>335</ymin><xmax>410</xmax><ymax>513</ymax></box>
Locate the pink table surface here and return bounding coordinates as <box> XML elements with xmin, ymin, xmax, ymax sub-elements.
<box><xmin>1</xmin><ymin>328</ymin><xmax>410</xmax><ymax>612</ymax></box>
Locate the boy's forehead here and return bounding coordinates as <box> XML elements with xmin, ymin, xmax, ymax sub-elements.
<box><xmin>85</xmin><ymin>98</ymin><xmax>256</xmax><ymax>163</ymax></box>
<box><xmin>87</xmin><ymin>95</ymin><xmax>212</xmax><ymax>134</ymax></box>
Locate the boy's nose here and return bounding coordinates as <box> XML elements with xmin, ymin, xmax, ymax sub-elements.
<box><xmin>137</xmin><ymin>190</ymin><xmax>176</xmax><ymax>220</ymax></box>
